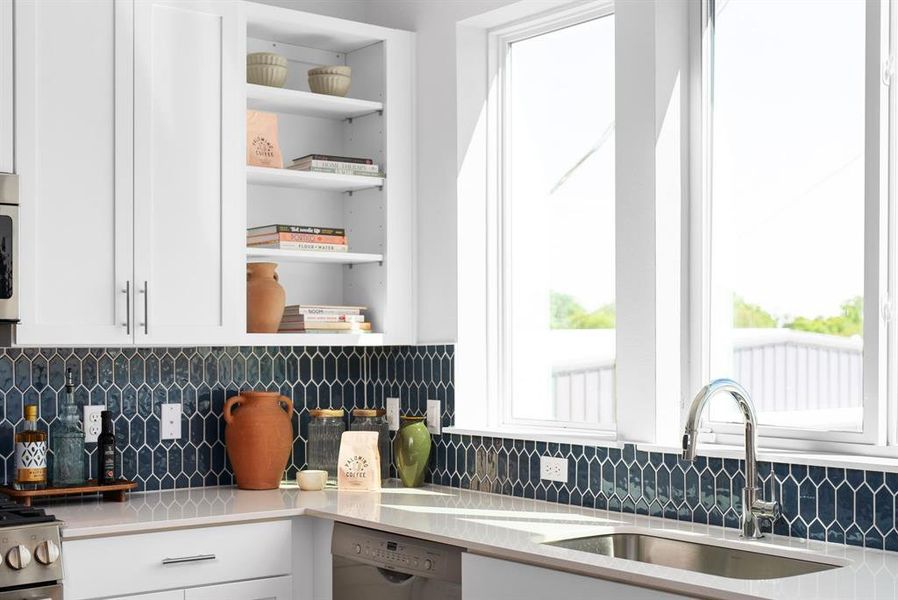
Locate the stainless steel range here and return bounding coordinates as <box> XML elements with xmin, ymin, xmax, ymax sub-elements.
<box><xmin>0</xmin><ymin>500</ymin><xmax>62</xmax><ymax>599</ymax></box>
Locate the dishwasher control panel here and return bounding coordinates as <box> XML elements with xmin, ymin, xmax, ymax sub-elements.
<box><xmin>332</xmin><ymin>522</ymin><xmax>462</xmax><ymax>583</ymax></box>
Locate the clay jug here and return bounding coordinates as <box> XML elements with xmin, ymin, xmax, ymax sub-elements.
<box><xmin>247</xmin><ymin>262</ymin><xmax>285</xmax><ymax>333</ymax></box>
<box><xmin>224</xmin><ymin>391</ymin><xmax>294</xmax><ymax>490</ymax></box>
<box><xmin>394</xmin><ymin>416</ymin><xmax>431</xmax><ymax>487</ymax></box>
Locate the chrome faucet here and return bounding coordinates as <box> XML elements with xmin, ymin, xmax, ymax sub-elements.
<box><xmin>681</xmin><ymin>379</ymin><xmax>780</xmax><ymax>539</ymax></box>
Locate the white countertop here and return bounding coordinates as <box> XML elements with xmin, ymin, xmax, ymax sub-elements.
<box><xmin>49</xmin><ymin>482</ymin><xmax>898</xmax><ymax>600</ymax></box>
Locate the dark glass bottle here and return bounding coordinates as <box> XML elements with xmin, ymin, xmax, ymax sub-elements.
<box><xmin>97</xmin><ymin>411</ymin><xmax>116</xmax><ymax>485</ymax></box>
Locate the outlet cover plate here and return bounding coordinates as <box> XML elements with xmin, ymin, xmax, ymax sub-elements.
<box><xmin>161</xmin><ymin>403</ymin><xmax>182</xmax><ymax>440</ymax></box>
<box><xmin>540</xmin><ymin>455</ymin><xmax>569</xmax><ymax>483</ymax></box>
<box><xmin>83</xmin><ymin>405</ymin><xmax>106</xmax><ymax>443</ymax></box>
<box><xmin>426</xmin><ymin>399</ymin><xmax>441</xmax><ymax>434</ymax></box>
<box><xmin>386</xmin><ymin>397</ymin><xmax>400</xmax><ymax>431</ymax></box>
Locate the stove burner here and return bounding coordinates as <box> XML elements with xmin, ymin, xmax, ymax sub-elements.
<box><xmin>0</xmin><ymin>499</ymin><xmax>55</xmax><ymax>526</ymax></box>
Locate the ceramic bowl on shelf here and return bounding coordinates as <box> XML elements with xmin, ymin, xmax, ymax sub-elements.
<box><xmin>247</xmin><ymin>52</ymin><xmax>288</xmax><ymax>88</ymax></box>
<box><xmin>308</xmin><ymin>65</ymin><xmax>351</xmax><ymax>97</ymax></box>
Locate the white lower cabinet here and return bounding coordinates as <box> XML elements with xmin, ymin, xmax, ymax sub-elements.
<box><xmin>185</xmin><ymin>576</ymin><xmax>293</xmax><ymax>600</ymax></box>
<box><xmin>462</xmin><ymin>553</ymin><xmax>690</xmax><ymax>600</ymax></box>
<box><xmin>63</xmin><ymin>520</ymin><xmax>294</xmax><ymax>600</ymax></box>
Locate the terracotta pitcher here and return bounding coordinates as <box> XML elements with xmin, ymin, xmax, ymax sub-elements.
<box><xmin>224</xmin><ymin>391</ymin><xmax>294</xmax><ymax>490</ymax></box>
<box><xmin>247</xmin><ymin>262</ymin><xmax>285</xmax><ymax>333</ymax></box>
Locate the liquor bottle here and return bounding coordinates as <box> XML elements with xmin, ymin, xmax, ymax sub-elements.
<box><xmin>97</xmin><ymin>411</ymin><xmax>116</xmax><ymax>485</ymax></box>
<box><xmin>15</xmin><ymin>405</ymin><xmax>47</xmax><ymax>490</ymax></box>
<box><xmin>51</xmin><ymin>368</ymin><xmax>85</xmax><ymax>486</ymax></box>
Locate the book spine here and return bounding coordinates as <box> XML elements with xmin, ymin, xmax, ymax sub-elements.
<box><xmin>284</xmin><ymin>307</ymin><xmax>363</xmax><ymax>316</ymax></box>
<box><xmin>247</xmin><ymin>225</ymin><xmax>346</xmax><ymax>236</ymax></box>
<box><xmin>280</xmin><ymin>314</ymin><xmax>366</xmax><ymax>323</ymax></box>
<box><xmin>247</xmin><ymin>241</ymin><xmax>349</xmax><ymax>252</ymax></box>
<box><xmin>278</xmin><ymin>322</ymin><xmax>372</xmax><ymax>331</ymax></box>
<box><xmin>293</xmin><ymin>154</ymin><xmax>373</xmax><ymax>165</ymax></box>
<box><xmin>247</xmin><ymin>232</ymin><xmax>347</xmax><ymax>244</ymax></box>
<box><xmin>294</xmin><ymin>166</ymin><xmax>384</xmax><ymax>178</ymax></box>
<box><xmin>292</xmin><ymin>160</ymin><xmax>380</xmax><ymax>173</ymax></box>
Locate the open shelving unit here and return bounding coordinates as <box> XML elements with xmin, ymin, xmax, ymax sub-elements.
<box><xmin>246</xmin><ymin>83</ymin><xmax>383</xmax><ymax>119</ymax></box>
<box><xmin>246</xmin><ymin>165</ymin><xmax>383</xmax><ymax>192</ymax></box>
<box><xmin>240</xmin><ymin>3</ymin><xmax>414</xmax><ymax>346</ymax></box>
<box><xmin>246</xmin><ymin>247</ymin><xmax>383</xmax><ymax>265</ymax></box>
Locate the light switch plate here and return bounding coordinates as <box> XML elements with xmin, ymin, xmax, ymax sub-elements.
<box><xmin>426</xmin><ymin>399</ymin><xmax>441</xmax><ymax>434</ymax></box>
<box><xmin>83</xmin><ymin>405</ymin><xmax>106</xmax><ymax>443</ymax></box>
<box><xmin>540</xmin><ymin>456</ymin><xmax>569</xmax><ymax>483</ymax></box>
<box><xmin>161</xmin><ymin>403</ymin><xmax>182</xmax><ymax>440</ymax></box>
<box><xmin>386</xmin><ymin>397</ymin><xmax>400</xmax><ymax>431</ymax></box>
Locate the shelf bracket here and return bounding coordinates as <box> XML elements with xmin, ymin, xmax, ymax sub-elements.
<box><xmin>348</xmin><ymin>264</ymin><xmax>353</xmax><ymax>270</ymax></box>
<box><xmin>347</xmin><ymin>190</ymin><xmax>353</xmax><ymax>197</ymax></box>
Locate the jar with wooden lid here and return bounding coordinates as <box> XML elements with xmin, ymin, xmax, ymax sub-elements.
<box><xmin>350</xmin><ymin>408</ymin><xmax>390</xmax><ymax>480</ymax></box>
<box><xmin>307</xmin><ymin>408</ymin><xmax>345</xmax><ymax>481</ymax></box>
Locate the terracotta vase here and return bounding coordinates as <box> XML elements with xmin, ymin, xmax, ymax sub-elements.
<box><xmin>394</xmin><ymin>416</ymin><xmax>431</xmax><ymax>487</ymax></box>
<box><xmin>223</xmin><ymin>391</ymin><xmax>294</xmax><ymax>490</ymax></box>
<box><xmin>247</xmin><ymin>262</ymin><xmax>285</xmax><ymax>333</ymax></box>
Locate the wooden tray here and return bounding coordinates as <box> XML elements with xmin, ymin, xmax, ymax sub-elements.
<box><xmin>0</xmin><ymin>480</ymin><xmax>137</xmax><ymax>506</ymax></box>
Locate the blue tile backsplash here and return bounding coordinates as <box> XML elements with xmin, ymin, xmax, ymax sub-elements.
<box><xmin>3</xmin><ymin>343</ymin><xmax>897</xmax><ymax>553</ymax></box>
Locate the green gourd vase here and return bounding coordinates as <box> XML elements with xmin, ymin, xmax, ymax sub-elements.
<box><xmin>394</xmin><ymin>416</ymin><xmax>431</xmax><ymax>487</ymax></box>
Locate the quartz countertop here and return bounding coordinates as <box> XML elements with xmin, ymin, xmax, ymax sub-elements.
<box><xmin>50</xmin><ymin>482</ymin><xmax>898</xmax><ymax>600</ymax></box>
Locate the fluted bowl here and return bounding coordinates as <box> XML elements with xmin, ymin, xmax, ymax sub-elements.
<box><xmin>308</xmin><ymin>65</ymin><xmax>351</xmax><ymax>96</ymax></box>
<box><xmin>247</xmin><ymin>52</ymin><xmax>288</xmax><ymax>87</ymax></box>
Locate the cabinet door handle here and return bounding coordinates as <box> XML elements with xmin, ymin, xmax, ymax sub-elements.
<box><xmin>122</xmin><ymin>281</ymin><xmax>131</xmax><ymax>335</ymax></box>
<box><xmin>161</xmin><ymin>553</ymin><xmax>215</xmax><ymax>565</ymax></box>
<box><xmin>139</xmin><ymin>281</ymin><xmax>148</xmax><ymax>334</ymax></box>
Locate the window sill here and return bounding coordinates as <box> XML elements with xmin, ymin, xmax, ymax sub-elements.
<box><xmin>443</xmin><ymin>426</ymin><xmax>624</xmax><ymax>448</ymax></box>
<box><xmin>637</xmin><ymin>442</ymin><xmax>898</xmax><ymax>473</ymax></box>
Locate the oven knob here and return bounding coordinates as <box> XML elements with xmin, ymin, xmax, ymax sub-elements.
<box><xmin>354</xmin><ymin>544</ymin><xmax>362</xmax><ymax>554</ymax></box>
<box><xmin>6</xmin><ymin>544</ymin><xmax>31</xmax><ymax>570</ymax></box>
<box><xmin>423</xmin><ymin>558</ymin><xmax>433</xmax><ymax>570</ymax></box>
<box><xmin>35</xmin><ymin>540</ymin><xmax>60</xmax><ymax>565</ymax></box>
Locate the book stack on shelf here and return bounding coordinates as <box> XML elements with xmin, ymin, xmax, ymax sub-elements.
<box><xmin>287</xmin><ymin>154</ymin><xmax>383</xmax><ymax>178</ymax></box>
<box><xmin>279</xmin><ymin>305</ymin><xmax>372</xmax><ymax>333</ymax></box>
<box><xmin>247</xmin><ymin>224</ymin><xmax>348</xmax><ymax>252</ymax></box>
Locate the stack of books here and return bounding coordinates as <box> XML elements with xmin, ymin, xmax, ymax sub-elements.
<box><xmin>279</xmin><ymin>305</ymin><xmax>372</xmax><ymax>333</ymax></box>
<box><xmin>247</xmin><ymin>225</ymin><xmax>348</xmax><ymax>252</ymax></box>
<box><xmin>287</xmin><ymin>154</ymin><xmax>383</xmax><ymax>178</ymax></box>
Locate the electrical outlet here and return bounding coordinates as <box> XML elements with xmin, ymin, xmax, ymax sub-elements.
<box><xmin>540</xmin><ymin>456</ymin><xmax>569</xmax><ymax>483</ymax></box>
<box><xmin>83</xmin><ymin>405</ymin><xmax>106</xmax><ymax>443</ymax></box>
<box><xmin>386</xmin><ymin>397</ymin><xmax>400</xmax><ymax>431</ymax></box>
<box><xmin>426</xmin><ymin>399</ymin><xmax>441</xmax><ymax>434</ymax></box>
<box><xmin>161</xmin><ymin>403</ymin><xmax>182</xmax><ymax>440</ymax></box>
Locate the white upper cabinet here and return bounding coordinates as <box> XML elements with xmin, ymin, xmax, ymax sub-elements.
<box><xmin>15</xmin><ymin>0</ymin><xmax>134</xmax><ymax>346</ymax></box>
<box><xmin>0</xmin><ymin>1</ymin><xmax>13</xmax><ymax>174</ymax></box>
<box><xmin>132</xmin><ymin>0</ymin><xmax>242</xmax><ymax>345</ymax></box>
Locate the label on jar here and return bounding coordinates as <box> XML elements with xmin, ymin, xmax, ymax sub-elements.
<box><xmin>16</xmin><ymin>441</ymin><xmax>47</xmax><ymax>483</ymax></box>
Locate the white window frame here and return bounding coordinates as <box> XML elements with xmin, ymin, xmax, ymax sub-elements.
<box><xmin>487</xmin><ymin>1</ymin><xmax>617</xmax><ymax>435</ymax></box>
<box><xmin>691</xmin><ymin>0</ymin><xmax>893</xmax><ymax>449</ymax></box>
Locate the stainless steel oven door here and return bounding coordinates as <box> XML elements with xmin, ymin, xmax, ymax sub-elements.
<box><xmin>0</xmin><ymin>201</ymin><xmax>18</xmax><ymax>321</ymax></box>
<box><xmin>0</xmin><ymin>583</ymin><xmax>63</xmax><ymax>600</ymax></box>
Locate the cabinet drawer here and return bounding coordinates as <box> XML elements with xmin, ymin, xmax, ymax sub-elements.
<box><xmin>63</xmin><ymin>520</ymin><xmax>292</xmax><ymax>600</ymax></box>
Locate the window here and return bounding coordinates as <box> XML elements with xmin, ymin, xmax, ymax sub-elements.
<box><xmin>699</xmin><ymin>0</ymin><xmax>889</xmax><ymax>444</ymax></box>
<box><xmin>496</xmin><ymin>5</ymin><xmax>616</xmax><ymax>432</ymax></box>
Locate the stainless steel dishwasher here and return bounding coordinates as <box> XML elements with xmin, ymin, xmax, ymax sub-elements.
<box><xmin>332</xmin><ymin>522</ymin><xmax>462</xmax><ymax>600</ymax></box>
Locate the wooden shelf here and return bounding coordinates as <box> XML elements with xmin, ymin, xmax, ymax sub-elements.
<box><xmin>243</xmin><ymin>332</ymin><xmax>384</xmax><ymax>346</ymax></box>
<box><xmin>246</xmin><ymin>247</ymin><xmax>383</xmax><ymax>265</ymax></box>
<box><xmin>246</xmin><ymin>166</ymin><xmax>384</xmax><ymax>192</ymax></box>
<box><xmin>246</xmin><ymin>84</ymin><xmax>383</xmax><ymax>119</ymax></box>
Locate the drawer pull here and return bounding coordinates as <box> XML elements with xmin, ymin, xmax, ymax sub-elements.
<box><xmin>161</xmin><ymin>553</ymin><xmax>216</xmax><ymax>565</ymax></box>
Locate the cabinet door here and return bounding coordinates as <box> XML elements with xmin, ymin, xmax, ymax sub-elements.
<box><xmin>0</xmin><ymin>0</ymin><xmax>12</xmax><ymax>173</ymax></box>
<box><xmin>462</xmin><ymin>553</ymin><xmax>690</xmax><ymax>600</ymax></box>
<box><xmin>15</xmin><ymin>0</ymin><xmax>134</xmax><ymax>345</ymax></box>
<box><xmin>185</xmin><ymin>576</ymin><xmax>292</xmax><ymax>600</ymax></box>
<box><xmin>132</xmin><ymin>0</ymin><xmax>242</xmax><ymax>345</ymax></box>
<box><xmin>107</xmin><ymin>593</ymin><xmax>184</xmax><ymax>600</ymax></box>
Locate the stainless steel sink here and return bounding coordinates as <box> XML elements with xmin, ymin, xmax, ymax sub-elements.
<box><xmin>545</xmin><ymin>532</ymin><xmax>841</xmax><ymax>580</ymax></box>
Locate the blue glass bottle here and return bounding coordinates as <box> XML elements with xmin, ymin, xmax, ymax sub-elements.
<box><xmin>51</xmin><ymin>368</ymin><xmax>85</xmax><ymax>486</ymax></box>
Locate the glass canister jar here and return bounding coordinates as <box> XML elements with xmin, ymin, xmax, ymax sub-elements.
<box><xmin>350</xmin><ymin>408</ymin><xmax>390</xmax><ymax>480</ymax></box>
<box><xmin>307</xmin><ymin>408</ymin><xmax>345</xmax><ymax>481</ymax></box>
